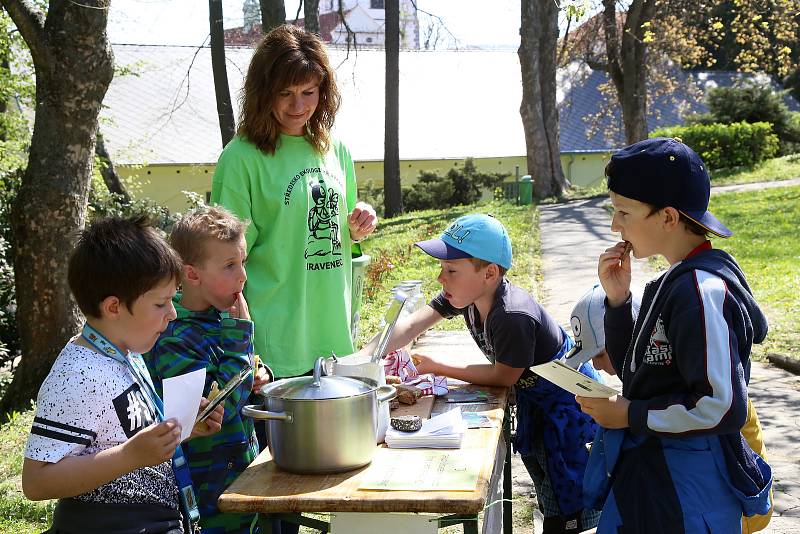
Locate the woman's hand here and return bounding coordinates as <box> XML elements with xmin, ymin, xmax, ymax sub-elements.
<box><xmin>576</xmin><ymin>395</ymin><xmax>630</xmax><ymax>429</ymax></box>
<box><xmin>348</xmin><ymin>202</ymin><xmax>377</xmax><ymax>242</ymax></box>
<box><xmin>598</xmin><ymin>241</ymin><xmax>632</xmax><ymax>308</ymax></box>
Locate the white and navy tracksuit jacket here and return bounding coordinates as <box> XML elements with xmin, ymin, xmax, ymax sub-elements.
<box><xmin>585</xmin><ymin>244</ymin><xmax>772</xmax><ymax>533</ymax></box>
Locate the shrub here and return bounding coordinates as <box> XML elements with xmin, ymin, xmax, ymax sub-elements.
<box><xmin>402</xmin><ymin>158</ymin><xmax>509</xmax><ymax>212</ymax></box>
<box><xmin>685</xmin><ymin>83</ymin><xmax>800</xmax><ymax>156</ymax></box>
<box><xmin>652</xmin><ymin>122</ymin><xmax>779</xmax><ymax>170</ymax></box>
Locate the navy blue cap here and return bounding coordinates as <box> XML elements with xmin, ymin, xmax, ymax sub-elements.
<box><xmin>607</xmin><ymin>137</ymin><xmax>732</xmax><ymax>238</ymax></box>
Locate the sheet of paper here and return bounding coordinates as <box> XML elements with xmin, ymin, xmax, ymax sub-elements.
<box><xmin>359</xmin><ymin>448</ymin><xmax>482</xmax><ymax>491</ymax></box>
<box><xmin>531</xmin><ymin>360</ymin><xmax>620</xmax><ymax>398</ymax></box>
<box><xmin>163</xmin><ymin>368</ymin><xmax>206</xmax><ymax>441</ymax></box>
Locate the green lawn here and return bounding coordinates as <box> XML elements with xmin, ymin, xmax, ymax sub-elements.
<box><xmin>356</xmin><ymin>200</ymin><xmax>541</xmax><ymax>347</ymax></box>
<box><xmin>710</xmin><ymin>154</ymin><xmax>800</xmax><ymax>186</ymax></box>
<box><xmin>709</xmin><ymin>184</ymin><xmax>800</xmax><ymax>358</ymax></box>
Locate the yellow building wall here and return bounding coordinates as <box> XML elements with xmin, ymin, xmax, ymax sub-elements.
<box><xmin>120</xmin><ymin>152</ymin><xmax>611</xmax><ymax>213</ymax></box>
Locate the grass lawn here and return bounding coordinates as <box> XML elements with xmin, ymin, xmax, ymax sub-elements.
<box><xmin>710</xmin><ymin>154</ymin><xmax>800</xmax><ymax>186</ymax></box>
<box><xmin>0</xmin><ymin>409</ymin><xmax>53</xmax><ymax>533</ymax></box>
<box><xmin>709</xmin><ymin>184</ymin><xmax>800</xmax><ymax>358</ymax></box>
<box><xmin>356</xmin><ymin>200</ymin><xmax>541</xmax><ymax>347</ymax></box>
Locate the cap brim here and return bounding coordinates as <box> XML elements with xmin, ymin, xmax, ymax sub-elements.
<box><xmin>680</xmin><ymin>210</ymin><xmax>733</xmax><ymax>238</ymax></box>
<box><xmin>563</xmin><ymin>344</ymin><xmax>605</xmax><ymax>369</ymax></box>
<box><xmin>414</xmin><ymin>239</ymin><xmax>473</xmax><ymax>261</ymax></box>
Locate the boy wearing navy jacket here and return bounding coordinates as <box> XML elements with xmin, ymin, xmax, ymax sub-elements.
<box><xmin>578</xmin><ymin>137</ymin><xmax>772</xmax><ymax>533</ymax></box>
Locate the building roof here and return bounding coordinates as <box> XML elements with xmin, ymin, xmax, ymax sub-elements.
<box><xmin>101</xmin><ymin>44</ymin><xmax>799</xmax><ymax>165</ymax></box>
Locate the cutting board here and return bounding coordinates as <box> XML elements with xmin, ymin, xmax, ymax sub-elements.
<box><xmin>390</xmin><ymin>394</ymin><xmax>435</xmax><ymax>419</ymax></box>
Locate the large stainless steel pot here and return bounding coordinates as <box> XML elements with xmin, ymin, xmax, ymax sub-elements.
<box><xmin>242</xmin><ymin>357</ymin><xmax>396</xmax><ymax>474</ymax></box>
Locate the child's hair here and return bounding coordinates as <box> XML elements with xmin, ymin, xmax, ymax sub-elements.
<box><xmin>68</xmin><ymin>215</ymin><xmax>182</xmax><ymax>318</ymax></box>
<box><xmin>469</xmin><ymin>257</ymin><xmax>508</xmax><ymax>277</ymax></box>
<box><xmin>238</xmin><ymin>24</ymin><xmax>341</xmax><ymax>156</ymax></box>
<box><xmin>170</xmin><ymin>205</ymin><xmax>249</xmax><ymax>266</ymax></box>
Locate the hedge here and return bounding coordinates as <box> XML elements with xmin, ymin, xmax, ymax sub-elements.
<box><xmin>651</xmin><ymin>121</ymin><xmax>779</xmax><ymax>170</ymax></box>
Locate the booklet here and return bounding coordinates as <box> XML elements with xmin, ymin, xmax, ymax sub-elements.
<box><xmin>531</xmin><ymin>360</ymin><xmax>620</xmax><ymax>398</ymax></box>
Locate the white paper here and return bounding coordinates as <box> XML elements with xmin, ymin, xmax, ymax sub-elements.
<box><xmin>531</xmin><ymin>360</ymin><xmax>620</xmax><ymax>398</ymax></box>
<box><xmin>163</xmin><ymin>368</ymin><xmax>206</xmax><ymax>441</ymax></box>
<box><xmin>385</xmin><ymin>406</ymin><xmax>467</xmax><ymax>449</ymax></box>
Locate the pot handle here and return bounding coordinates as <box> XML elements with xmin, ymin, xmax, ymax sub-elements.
<box><xmin>242</xmin><ymin>405</ymin><xmax>293</xmax><ymax>423</ymax></box>
<box><xmin>377</xmin><ymin>384</ymin><xmax>397</xmax><ymax>404</ymax></box>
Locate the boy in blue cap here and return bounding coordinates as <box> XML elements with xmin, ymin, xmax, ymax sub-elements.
<box><xmin>578</xmin><ymin>137</ymin><xmax>772</xmax><ymax>533</ymax></box>
<box><xmin>370</xmin><ymin>213</ymin><xmax>600</xmax><ymax>534</ymax></box>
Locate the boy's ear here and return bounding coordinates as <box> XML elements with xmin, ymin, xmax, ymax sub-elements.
<box><xmin>99</xmin><ymin>295</ymin><xmax>122</xmax><ymax>319</ymax></box>
<box><xmin>662</xmin><ymin>207</ymin><xmax>681</xmax><ymax>231</ymax></box>
<box><xmin>183</xmin><ymin>264</ymin><xmax>201</xmax><ymax>286</ymax></box>
<box><xmin>484</xmin><ymin>263</ymin><xmax>500</xmax><ymax>282</ymax></box>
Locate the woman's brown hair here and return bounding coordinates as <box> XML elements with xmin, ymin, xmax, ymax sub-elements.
<box><xmin>238</xmin><ymin>24</ymin><xmax>341</xmax><ymax>155</ymax></box>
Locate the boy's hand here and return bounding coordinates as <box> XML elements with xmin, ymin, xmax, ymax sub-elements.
<box><xmin>576</xmin><ymin>395</ymin><xmax>630</xmax><ymax>429</ymax></box>
<box><xmin>252</xmin><ymin>365</ymin><xmax>271</xmax><ymax>392</ymax></box>
<box><xmin>348</xmin><ymin>202</ymin><xmax>378</xmax><ymax>242</ymax></box>
<box><xmin>229</xmin><ymin>292</ymin><xmax>251</xmax><ymax>321</ymax></box>
<box><xmin>598</xmin><ymin>241</ymin><xmax>632</xmax><ymax>307</ymax></box>
<box><xmin>123</xmin><ymin>420</ymin><xmax>181</xmax><ymax>468</ymax></box>
<box><xmin>189</xmin><ymin>398</ymin><xmax>224</xmax><ymax>439</ymax></box>
<box><xmin>592</xmin><ymin>350</ymin><xmax>617</xmax><ymax>375</ymax></box>
<box><xmin>410</xmin><ymin>352</ymin><xmax>437</xmax><ymax>375</ymax></box>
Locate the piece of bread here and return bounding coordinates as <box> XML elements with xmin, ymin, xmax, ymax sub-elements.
<box><xmin>395</xmin><ymin>384</ymin><xmax>423</xmax><ymax>405</ymax></box>
<box><xmin>385</xmin><ymin>375</ymin><xmax>402</xmax><ymax>385</ymax></box>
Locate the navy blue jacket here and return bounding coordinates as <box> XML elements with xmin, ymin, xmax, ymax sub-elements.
<box><xmin>599</xmin><ymin>246</ymin><xmax>772</xmax><ymax>529</ymax></box>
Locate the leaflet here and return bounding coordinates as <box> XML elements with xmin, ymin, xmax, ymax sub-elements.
<box><xmin>531</xmin><ymin>360</ymin><xmax>619</xmax><ymax>398</ymax></box>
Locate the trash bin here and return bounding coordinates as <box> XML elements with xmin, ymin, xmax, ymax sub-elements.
<box><xmin>351</xmin><ymin>246</ymin><xmax>371</xmax><ymax>342</ymax></box>
<box><xmin>519</xmin><ymin>175</ymin><xmax>533</xmax><ymax>205</ymax></box>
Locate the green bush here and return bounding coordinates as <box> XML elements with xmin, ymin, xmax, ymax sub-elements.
<box><xmin>685</xmin><ymin>83</ymin><xmax>800</xmax><ymax>156</ymax></box>
<box><xmin>402</xmin><ymin>158</ymin><xmax>509</xmax><ymax>212</ymax></box>
<box><xmin>652</xmin><ymin>122</ymin><xmax>779</xmax><ymax>170</ymax></box>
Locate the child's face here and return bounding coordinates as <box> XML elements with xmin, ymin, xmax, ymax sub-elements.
<box><xmin>191</xmin><ymin>236</ymin><xmax>248</xmax><ymax>311</ymax></box>
<box><xmin>118</xmin><ymin>277</ymin><xmax>178</xmax><ymax>354</ymax></box>
<box><xmin>436</xmin><ymin>258</ymin><xmax>491</xmax><ymax>309</ymax></box>
<box><xmin>609</xmin><ymin>191</ymin><xmax>664</xmax><ymax>259</ymax></box>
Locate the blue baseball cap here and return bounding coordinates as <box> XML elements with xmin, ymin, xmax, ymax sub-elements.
<box><xmin>607</xmin><ymin>137</ymin><xmax>732</xmax><ymax>238</ymax></box>
<box><xmin>415</xmin><ymin>214</ymin><xmax>512</xmax><ymax>270</ymax></box>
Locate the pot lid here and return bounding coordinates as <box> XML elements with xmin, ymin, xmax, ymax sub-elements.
<box><xmin>259</xmin><ymin>357</ymin><xmax>374</xmax><ymax>400</ymax></box>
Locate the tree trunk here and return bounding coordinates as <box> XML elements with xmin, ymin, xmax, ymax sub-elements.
<box><xmin>0</xmin><ymin>0</ymin><xmax>114</xmax><ymax>415</ymax></box>
<box><xmin>96</xmin><ymin>132</ymin><xmax>130</xmax><ymax>202</ymax></box>
<box><xmin>304</xmin><ymin>0</ymin><xmax>320</xmax><ymax>36</ymax></box>
<box><xmin>518</xmin><ymin>0</ymin><xmax>567</xmax><ymax>199</ymax></box>
<box><xmin>260</xmin><ymin>0</ymin><xmax>286</xmax><ymax>34</ymax></box>
<box><xmin>383</xmin><ymin>0</ymin><xmax>402</xmax><ymax>217</ymax></box>
<box><xmin>602</xmin><ymin>0</ymin><xmax>656</xmax><ymax>144</ymax></box>
<box><xmin>209</xmin><ymin>0</ymin><xmax>236</xmax><ymax>148</ymax></box>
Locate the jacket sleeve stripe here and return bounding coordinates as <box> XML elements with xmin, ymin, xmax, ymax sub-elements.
<box><xmin>646</xmin><ymin>271</ymin><xmax>734</xmax><ymax>432</ymax></box>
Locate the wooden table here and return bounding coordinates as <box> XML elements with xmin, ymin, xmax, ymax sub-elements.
<box><xmin>218</xmin><ymin>383</ymin><xmax>511</xmax><ymax>534</ymax></box>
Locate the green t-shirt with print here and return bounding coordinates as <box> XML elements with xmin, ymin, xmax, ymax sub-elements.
<box><xmin>211</xmin><ymin>135</ymin><xmax>357</xmax><ymax>377</ymax></box>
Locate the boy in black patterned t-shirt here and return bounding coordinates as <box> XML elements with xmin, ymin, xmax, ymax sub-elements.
<box><xmin>23</xmin><ymin>216</ymin><xmax>223</xmax><ymax>533</ymax></box>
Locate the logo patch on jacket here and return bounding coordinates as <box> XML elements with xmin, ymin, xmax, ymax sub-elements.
<box><xmin>644</xmin><ymin>316</ymin><xmax>673</xmax><ymax>366</ymax></box>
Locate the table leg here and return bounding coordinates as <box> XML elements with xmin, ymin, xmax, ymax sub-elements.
<box><xmin>503</xmin><ymin>405</ymin><xmax>512</xmax><ymax>534</ymax></box>
<box><xmin>259</xmin><ymin>513</ymin><xmax>329</xmax><ymax>533</ymax></box>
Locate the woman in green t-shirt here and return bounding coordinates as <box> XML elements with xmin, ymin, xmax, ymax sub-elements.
<box><xmin>211</xmin><ymin>24</ymin><xmax>376</xmax><ymax>383</ymax></box>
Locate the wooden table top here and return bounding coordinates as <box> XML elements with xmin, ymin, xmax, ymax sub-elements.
<box><xmin>218</xmin><ymin>383</ymin><xmax>509</xmax><ymax>515</ymax></box>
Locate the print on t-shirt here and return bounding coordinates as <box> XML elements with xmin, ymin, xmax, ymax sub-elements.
<box><xmin>113</xmin><ymin>383</ymin><xmax>156</xmax><ymax>438</ymax></box>
<box><xmin>305</xmin><ymin>178</ymin><xmax>342</xmax><ymax>259</ymax></box>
